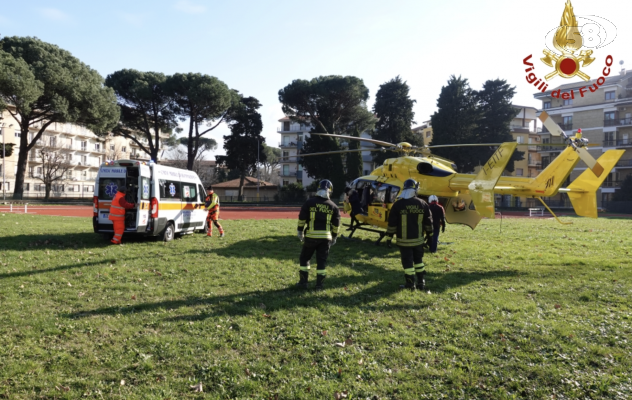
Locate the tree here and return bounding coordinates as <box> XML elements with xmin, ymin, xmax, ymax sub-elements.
<box><xmin>278</xmin><ymin>75</ymin><xmax>375</xmax><ymax>197</ymax></box>
<box><xmin>473</xmin><ymin>79</ymin><xmax>523</xmax><ymax>172</ymax></box>
<box><xmin>216</xmin><ymin>96</ymin><xmax>266</xmax><ymax>201</ymax></box>
<box><xmin>105</xmin><ymin>69</ymin><xmax>176</xmax><ymax>163</ymax></box>
<box><xmin>0</xmin><ymin>36</ymin><xmax>120</xmax><ymax>199</ymax></box>
<box><xmin>430</xmin><ymin>76</ymin><xmax>524</xmax><ymax>173</ymax></box>
<box><xmin>33</xmin><ymin>145</ymin><xmax>72</xmax><ymax>200</ymax></box>
<box><xmin>166</xmin><ymin>137</ymin><xmax>217</xmax><ymax>186</ymax></box>
<box><xmin>430</xmin><ymin>76</ymin><xmax>482</xmax><ymax>173</ymax></box>
<box><xmin>260</xmin><ymin>144</ymin><xmax>281</xmax><ymax>183</ymax></box>
<box><xmin>372</xmin><ymin>76</ymin><xmax>416</xmax><ymax>165</ymax></box>
<box><xmin>275</xmin><ymin>182</ymin><xmax>306</xmax><ymax>203</ymax></box>
<box><xmin>167</xmin><ymin>73</ymin><xmax>236</xmax><ymax>171</ymax></box>
<box><xmin>1</xmin><ymin>143</ymin><xmax>15</xmax><ymax>158</ymax></box>
<box><xmin>613</xmin><ymin>175</ymin><xmax>632</xmax><ymax>201</ymax></box>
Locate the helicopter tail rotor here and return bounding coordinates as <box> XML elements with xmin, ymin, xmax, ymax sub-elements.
<box><xmin>538</xmin><ymin>111</ymin><xmax>604</xmax><ymax>177</ymax></box>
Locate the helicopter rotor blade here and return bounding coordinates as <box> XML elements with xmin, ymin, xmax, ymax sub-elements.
<box><xmin>576</xmin><ymin>147</ymin><xmax>605</xmax><ymax>177</ymax></box>
<box><xmin>281</xmin><ymin>147</ymin><xmax>388</xmax><ymax>159</ymax></box>
<box><xmin>427</xmin><ymin>143</ymin><xmax>503</xmax><ymax>148</ymax></box>
<box><xmin>308</xmin><ymin>132</ymin><xmax>395</xmax><ymax>147</ymax></box>
<box><xmin>538</xmin><ymin>111</ymin><xmax>565</xmax><ymax>137</ymax></box>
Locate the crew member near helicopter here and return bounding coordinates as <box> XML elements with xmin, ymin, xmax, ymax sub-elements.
<box><xmin>428</xmin><ymin>195</ymin><xmax>445</xmax><ymax>253</ymax></box>
<box><xmin>108</xmin><ymin>186</ymin><xmax>136</xmax><ymax>245</ymax></box>
<box><xmin>204</xmin><ymin>185</ymin><xmax>224</xmax><ymax>238</ymax></box>
<box><xmin>344</xmin><ymin>186</ymin><xmax>363</xmax><ymax>230</ymax></box>
<box><xmin>386</xmin><ymin>179</ymin><xmax>433</xmax><ymax>290</ymax></box>
<box><xmin>297</xmin><ymin>180</ymin><xmax>341</xmax><ymax>290</ymax></box>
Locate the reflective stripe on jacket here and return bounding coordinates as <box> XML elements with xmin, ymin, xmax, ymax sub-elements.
<box><xmin>205</xmin><ymin>193</ymin><xmax>220</xmax><ymax>214</ymax></box>
<box><xmin>109</xmin><ymin>192</ymin><xmax>127</xmax><ymax>221</ymax></box>
<box><xmin>386</xmin><ymin>197</ymin><xmax>433</xmax><ymax>247</ymax></box>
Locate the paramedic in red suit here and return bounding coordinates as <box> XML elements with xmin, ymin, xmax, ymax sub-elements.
<box><xmin>108</xmin><ymin>186</ymin><xmax>136</xmax><ymax>245</ymax></box>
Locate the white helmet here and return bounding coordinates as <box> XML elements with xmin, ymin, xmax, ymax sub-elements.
<box><xmin>428</xmin><ymin>195</ymin><xmax>439</xmax><ymax>203</ymax></box>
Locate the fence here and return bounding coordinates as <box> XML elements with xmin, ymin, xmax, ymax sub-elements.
<box><xmin>1</xmin><ymin>191</ymin><xmax>95</xmax><ymax>201</ymax></box>
<box><xmin>601</xmin><ymin>201</ymin><xmax>632</xmax><ymax>214</ymax></box>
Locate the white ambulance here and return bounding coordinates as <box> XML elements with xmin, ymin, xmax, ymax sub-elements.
<box><xmin>92</xmin><ymin>160</ymin><xmax>208</xmax><ymax>241</ymax></box>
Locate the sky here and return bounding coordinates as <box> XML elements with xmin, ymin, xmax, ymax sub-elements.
<box><xmin>1</xmin><ymin>0</ymin><xmax>630</xmax><ymax>158</ymax></box>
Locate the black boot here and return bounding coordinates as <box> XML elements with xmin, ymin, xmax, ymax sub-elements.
<box><xmin>296</xmin><ymin>271</ymin><xmax>308</xmax><ymax>289</ymax></box>
<box><xmin>315</xmin><ymin>274</ymin><xmax>326</xmax><ymax>290</ymax></box>
<box><xmin>416</xmin><ymin>272</ymin><xmax>426</xmax><ymax>291</ymax></box>
<box><xmin>399</xmin><ymin>274</ymin><xmax>416</xmax><ymax>290</ymax></box>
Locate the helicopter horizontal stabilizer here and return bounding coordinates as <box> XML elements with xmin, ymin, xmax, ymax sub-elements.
<box><xmin>467</xmin><ymin>142</ymin><xmax>518</xmax><ymax>218</ymax></box>
<box><xmin>565</xmin><ymin>150</ymin><xmax>625</xmax><ymax>218</ymax></box>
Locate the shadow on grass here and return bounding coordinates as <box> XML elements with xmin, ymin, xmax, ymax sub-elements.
<box><xmin>0</xmin><ymin>259</ymin><xmax>116</xmax><ymax>279</ymax></box>
<box><xmin>64</xmin><ymin>264</ymin><xmax>518</xmax><ymax>321</ymax></box>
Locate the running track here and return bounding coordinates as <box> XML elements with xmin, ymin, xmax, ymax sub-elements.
<box><xmin>0</xmin><ymin>205</ymin><xmax>301</xmax><ymax>219</ymax></box>
<box><xmin>2</xmin><ymin>205</ymin><xmax>623</xmax><ymax>219</ymax></box>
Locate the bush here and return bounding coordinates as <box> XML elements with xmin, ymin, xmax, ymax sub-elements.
<box><xmin>275</xmin><ymin>183</ymin><xmax>306</xmax><ymax>202</ymax></box>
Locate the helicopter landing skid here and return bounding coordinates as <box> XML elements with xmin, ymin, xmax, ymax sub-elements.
<box><xmin>341</xmin><ymin>223</ymin><xmax>392</xmax><ymax>248</ymax></box>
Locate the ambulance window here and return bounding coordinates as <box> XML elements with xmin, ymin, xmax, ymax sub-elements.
<box><xmin>159</xmin><ymin>180</ymin><xmax>182</xmax><ymax>200</ymax></box>
<box><xmin>140</xmin><ymin>177</ymin><xmax>150</xmax><ymax>200</ymax></box>
<box><xmin>198</xmin><ymin>185</ymin><xmax>206</xmax><ymax>202</ymax></box>
<box><xmin>98</xmin><ymin>178</ymin><xmax>125</xmax><ymax>200</ymax></box>
<box><xmin>182</xmin><ymin>183</ymin><xmax>197</xmax><ymax>201</ymax></box>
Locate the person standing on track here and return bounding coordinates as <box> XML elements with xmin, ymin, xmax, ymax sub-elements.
<box><xmin>386</xmin><ymin>179</ymin><xmax>433</xmax><ymax>290</ymax></box>
<box><xmin>427</xmin><ymin>195</ymin><xmax>445</xmax><ymax>253</ymax></box>
<box><xmin>108</xmin><ymin>186</ymin><xmax>136</xmax><ymax>245</ymax></box>
<box><xmin>296</xmin><ymin>179</ymin><xmax>341</xmax><ymax>290</ymax></box>
<box><xmin>204</xmin><ymin>185</ymin><xmax>224</xmax><ymax>238</ymax></box>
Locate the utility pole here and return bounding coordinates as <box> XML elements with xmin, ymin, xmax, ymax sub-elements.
<box><xmin>257</xmin><ymin>139</ymin><xmax>260</xmax><ymax>201</ymax></box>
<box><xmin>2</xmin><ymin>124</ymin><xmax>5</xmax><ymax>201</ymax></box>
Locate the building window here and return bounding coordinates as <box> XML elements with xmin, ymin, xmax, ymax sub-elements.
<box><xmin>14</xmin><ymin>131</ymin><xmax>20</xmax><ymax>138</ymax></box>
<box><xmin>605</xmin><ymin>91</ymin><xmax>615</xmax><ymax>101</ymax></box>
<box><xmin>94</xmin><ymin>143</ymin><xmax>101</xmax><ymax>151</ymax></box>
<box><xmin>37</xmin><ymin>167</ymin><xmax>42</xmax><ymax>175</ymax></box>
<box><xmin>543</xmin><ymin>101</ymin><xmax>551</xmax><ymax>109</ymax></box>
<box><xmin>283</xmin><ymin>121</ymin><xmax>290</xmax><ymax>131</ymax></box>
<box><xmin>122</xmin><ymin>146</ymin><xmax>126</xmax><ymax>152</ymax></box>
<box><xmin>283</xmin><ymin>165</ymin><xmax>290</xmax><ymax>176</ymax></box>
<box><xmin>24</xmin><ymin>183</ymin><xmax>29</xmax><ymax>191</ymax></box>
<box><xmin>110</xmin><ymin>144</ymin><xmax>115</xmax><ymax>151</ymax></box>
<box><xmin>563</xmin><ymin>116</ymin><xmax>572</xmax><ymax>130</ymax></box>
<box><xmin>604</xmin><ymin>111</ymin><xmax>616</xmax><ymax>126</ymax></box>
<box><xmin>563</xmin><ymin>98</ymin><xmax>573</xmax><ymax>106</ymax></box>
<box><xmin>426</xmin><ymin>131</ymin><xmax>431</xmax><ymax>138</ymax></box>
<box><xmin>282</xmin><ymin>180</ymin><xmax>289</xmax><ymax>186</ymax></box>
<box><xmin>516</xmin><ymin>136</ymin><xmax>524</xmax><ymax>144</ymax></box>
<box><xmin>516</xmin><ymin>168</ymin><xmax>523</xmax><ymax>176</ymax></box>
<box><xmin>81</xmin><ymin>141</ymin><xmax>87</xmax><ymax>151</ymax></box>
<box><xmin>50</xmin><ymin>136</ymin><xmax>56</xmax><ymax>147</ymax></box>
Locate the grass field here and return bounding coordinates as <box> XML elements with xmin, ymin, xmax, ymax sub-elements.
<box><xmin>0</xmin><ymin>213</ymin><xmax>631</xmax><ymax>399</ymax></box>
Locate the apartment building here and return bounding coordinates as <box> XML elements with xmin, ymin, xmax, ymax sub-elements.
<box><xmin>533</xmin><ymin>68</ymin><xmax>632</xmax><ymax>206</ymax></box>
<box><xmin>0</xmin><ymin>106</ymin><xmax>168</xmax><ymax>199</ymax></box>
<box><xmin>277</xmin><ymin>117</ymin><xmax>376</xmax><ymax>187</ymax></box>
<box><xmin>412</xmin><ymin>120</ymin><xmax>433</xmax><ymax>146</ymax></box>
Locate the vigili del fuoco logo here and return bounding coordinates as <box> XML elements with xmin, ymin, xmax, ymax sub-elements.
<box><xmin>522</xmin><ymin>0</ymin><xmax>617</xmax><ymax>98</ymax></box>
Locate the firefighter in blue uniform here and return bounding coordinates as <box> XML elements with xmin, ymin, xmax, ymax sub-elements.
<box><xmin>386</xmin><ymin>178</ymin><xmax>433</xmax><ymax>290</ymax></box>
<box><xmin>297</xmin><ymin>180</ymin><xmax>341</xmax><ymax>290</ymax></box>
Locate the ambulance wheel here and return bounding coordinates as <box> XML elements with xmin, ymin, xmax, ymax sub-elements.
<box><xmin>198</xmin><ymin>220</ymin><xmax>208</xmax><ymax>234</ymax></box>
<box><xmin>162</xmin><ymin>222</ymin><xmax>175</xmax><ymax>242</ymax></box>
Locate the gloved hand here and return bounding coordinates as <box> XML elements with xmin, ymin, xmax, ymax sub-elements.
<box><xmin>297</xmin><ymin>231</ymin><xmax>304</xmax><ymax>242</ymax></box>
<box><xmin>330</xmin><ymin>237</ymin><xmax>337</xmax><ymax>246</ymax></box>
<box><xmin>442</xmin><ymin>226</ymin><xmax>445</xmax><ymax>233</ymax></box>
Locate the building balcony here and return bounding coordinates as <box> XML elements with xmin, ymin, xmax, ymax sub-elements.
<box><xmin>615</xmin><ymin>159</ymin><xmax>632</xmax><ymax>168</ymax></box>
<box><xmin>537</xmin><ymin>145</ymin><xmax>564</xmax><ymax>151</ymax></box>
<box><xmin>277</xmin><ymin>126</ymin><xmax>310</xmax><ymax>133</ymax></box>
<box><xmin>603</xmin><ymin>139</ymin><xmax>632</xmax><ymax>148</ymax></box>
<box><xmin>528</xmin><ymin>161</ymin><xmax>542</xmax><ymax>168</ymax></box>
<box><xmin>602</xmin><ymin>181</ymin><xmax>621</xmax><ymax>188</ymax></box>
<box><xmin>279</xmin><ymin>171</ymin><xmax>298</xmax><ymax>178</ymax></box>
<box><xmin>604</xmin><ymin>117</ymin><xmax>632</xmax><ymax>127</ymax></box>
<box><xmin>279</xmin><ymin>141</ymin><xmax>304</xmax><ymax>149</ymax></box>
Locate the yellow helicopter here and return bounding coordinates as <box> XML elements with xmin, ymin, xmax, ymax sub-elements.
<box><xmin>290</xmin><ymin>112</ymin><xmax>624</xmax><ymax>243</ymax></box>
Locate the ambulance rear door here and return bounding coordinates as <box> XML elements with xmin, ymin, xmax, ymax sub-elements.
<box><xmin>95</xmin><ymin>166</ymin><xmax>127</xmax><ymax>232</ymax></box>
<box><xmin>137</xmin><ymin>164</ymin><xmax>151</xmax><ymax>231</ymax></box>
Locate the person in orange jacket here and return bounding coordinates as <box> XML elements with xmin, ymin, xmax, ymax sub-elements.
<box><xmin>109</xmin><ymin>186</ymin><xmax>136</xmax><ymax>245</ymax></box>
<box><xmin>204</xmin><ymin>186</ymin><xmax>224</xmax><ymax>237</ymax></box>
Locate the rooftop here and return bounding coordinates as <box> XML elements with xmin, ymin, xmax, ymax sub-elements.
<box><xmin>213</xmin><ymin>177</ymin><xmax>276</xmax><ymax>188</ymax></box>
